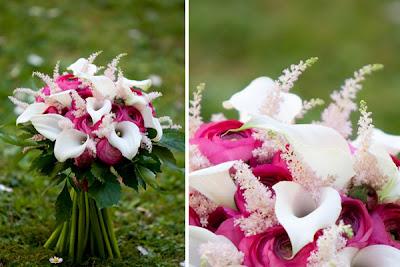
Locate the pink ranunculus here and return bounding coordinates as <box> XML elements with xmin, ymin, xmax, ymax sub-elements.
<box><xmin>239</xmin><ymin>225</ymin><xmax>316</xmax><ymax>267</ymax></box>
<box><xmin>369</xmin><ymin>203</ymin><xmax>400</xmax><ymax>249</ymax></box>
<box><xmin>96</xmin><ymin>138</ymin><xmax>123</xmax><ymax>166</ymax></box>
<box><xmin>206</xmin><ymin>206</ymin><xmax>240</xmax><ymax>232</ymax></box>
<box><xmin>74</xmin><ymin>149</ymin><xmax>94</xmax><ymax>169</ymax></box>
<box><xmin>234</xmin><ymin>187</ymin><xmax>249</xmax><ymax>216</ymax></box>
<box><xmin>190</xmin><ymin>120</ymin><xmax>261</xmax><ymax>164</ymax></box>
<box><xmin>73</xmin><ymin>114</ymin><xmax>102</xmax><ymax>135</ymax></box>
<box><xmin>114</xmin><ymin>105</ymin><xmax>145</xmax><ymax>132</ymax></box>
<box><xmin>215</xmin><ymin>217</ymin><xmax>245</xmax><ymax>247</ymax></box>
<box><xmin>55</xmin><ymin>74</ymin><xmax>81</xmax><ymax>91</ymax></box>
<box><xmin>339</xmin><ymin>196</ymin><xmax>373</xmax><ymax>248</ymax></box>
<box><xmin>189</xmin><ymin>207</ymin><xmax>201</xmax><ymax>227</ymax></box>
<box><xmin>44</xmin><ymin>106</ymin><xmax>59</xmax><ymax>114</ymax></box>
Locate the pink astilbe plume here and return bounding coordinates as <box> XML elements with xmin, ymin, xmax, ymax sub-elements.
<box><xmin>320</xmin><ymin>64</ymin><xmax>383</xmax><ymax>139</ymax></box>
<box><xmin>353</xmin><ymin>101</ymin><xmax>388</xmax><ymax>190</ymax></box>
<box><xmin>104</xmin><ymin>53</ymin><xmax>127</xmax><ymax>81</ymax></box>
<box><xmin>32</xmin><ymin>71</ymin><xmax>60</xmax><ymax>94</ymax></box>
<box><xmin>189</xmin><ymin>83</ymin><xmax>205</xmax><ymax>137</ymax></box>
<box><xmin>251</xmin><ymin>130</ymin><xmax>276</xmax><ymax>163</ymax></box>
<box><xmin>307</xmin><ymin>221</ymin><xmax>354</xmax><ymax>267</ymax></box>
<box><xmin>296</xmin><ymin>98</ymin><xmax>325</xmax><ymax>119</ymax></box>
<box><xmin>259</xmin><ymin>57</ymin><xmax>318</xmax><ymax>118</ymax></box>
<box><xmin>189</xmin><ymin>190</ymin><xmax>217</xmax><ymax>227</ymax></box>
<box><xmin>189</xmin><ymin>145</ymin><xmax>211</xmax><ymax>172</ymax></box>
<box><xmin>159</xmin><ymin>116</ymin><xmax>181</xmax><ymax>130</ymax></box>
<box><xmin>199</xmin><ymin>241</ymin><xmax>244</xmax><ymax>267</ymax></box>
<box><xmin>233</xmin><ymin>161</ymin><xmax>277</xmax><ymax>236</ymax></box>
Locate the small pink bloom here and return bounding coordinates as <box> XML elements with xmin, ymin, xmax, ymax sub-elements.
<box><xmin>369</xmin><ymin>203</ymin><xmax>400</xmax><ymax>249</ymax></box>
<box><xmin>74</xmin><ymin>149</ymin><xmax>94</xmax><ymax>169</ymax></box>
<box><xmin>114</xmin><ymin>105</ymin><xmax>145</xmax><ymax>132</ymax></box>
<box><xmin>206</xmin><ymin>206</ymin><xmax>239</xmax><ymax>232</ymax></box>
<box><xmin>73</xmin><ymin>114</ymin><xmax>101</xmax><ymax>135</ymax></box>
<box><xmin>190</xmin><ymin>120</ymin><xmax>261</xmax><ymax>164</ymax></box>
<box><xmin>96</xmin><ymin>138</ymin><xmax>123</xmax><ymax>166</ymax></box>
<box><xmin>56</xmin><ymin>74</ymin><xmax>81</xmax><ymax>91</ymax></box>
<box><xmin>189</xmin><ymin>207</ymin><xmax>201</xmax><ymax>227</ymax></box>
<box><xmin>239</xmin><ymin>226</ymin><xmax>316</xmax><ymax>267</ymax></box>
<box><xmin>44</xmin><ymin>106</ymin><xmax>59</xmax><ymax>114</ymax></box>
<box><xmin>215</xmin><ymin>217</ymin><xmax>245</xmax><ymax>247</ymax></box>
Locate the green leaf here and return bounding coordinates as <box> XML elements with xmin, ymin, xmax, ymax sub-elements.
<box><xmin>55</xmin><ymin>181</ymin><xmax>72</xmax><ymax>224</ymax></box>
<box><xmin>30</xmin><ymin>152</ymin><xmax>59</xmax><ymax>176</ymax></box>
<box><xmin>348</xmin><ymin>185</ymin><xmax>369</xmax><ymax>203</ymax></box>
<box><xmin>157</xmin><ymin>129</ymin><xmax>184</xmax><ymax>152</ymax></box>
<box><xmin>114</xmin><ymin>162</ymin><xmax>138</xmax><ymax>191</ymax></box>
<box><xmin>0</xmin><ymin>130</ymin><xmax>37</xmax><ymax>147</ymax></box>
<box><xmin>136</xmin><ymin>152</ymin><xmax>161</xmax><ymax>173</ymax></box>
<box><xmin>90</xmin><ymin>161</ymin><xmax>115</xmax><ymax>182</ymax></box>
<box><xmin>152</xmin><ymin>145</ymin><xmax>176</xmax><ymax>166</ymax></box>
<box><xmin>89</xmin><ymin>180</ymin><xmax>121</xmax><ymax>209</ymax></box>
<box><xmin>135</xmin><ymin>165</ymin><xmax>158</xmax><ymax>189</ymax></box>
<box><xmin>147</xmin><ymin>128</ymin><xmax>158</xmax><ymax>139</ymax></box>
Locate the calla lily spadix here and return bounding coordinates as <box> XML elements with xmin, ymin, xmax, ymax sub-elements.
<box><xmin>54</xmin><ymin>129</ymin><xmax>89</xmax><ymax>162</ymax></box>
<box><xmin>189</xmin><ymin>226</ymin><xmax>240</xmax><ymax>267</ymax></box>
<box><xmin>222</xmin><ymin>77</ymin><xmax>303</xmax><ymax>123</ymax></box>
<box><xmin>353</xmin><ymin>128</ymin><xmax>400</xmax><ymax>155</ymax></box>
<box><xmin>16</xmin><ymin>102</ymin><xmax>48</xmax><ymax>124</ymax></box>
<box><xmin>30</xmin><ymin>114</ymin><xmax>72</xmax><ymax>141</ymax></box>
<box><xmin>108</xmin><ymin>121</ymin><xmax>142</xmax><ymax>160</ymax></box>
<box><xmin>273</xmin><ymin>181</ymin><xmax>342</xmax><ymax>257</ymax></box>
<box><xmin>67</xmin><ymin>58</ymin><xmax>97</xmax><ymax>78</ymax></box>
<box><xmin>239</xmin><ymin>115</ymin><xmax>355</xmax><ymax>189</ymax></box>
<box><xmin>189</xmin><ymin>161</ymin><xmax>237</xmax><ymax>210</ymax></box>
<box><xmin>86</xmin><ymin>97</ymin><xmax>112</xmax><ymax>124</ymax></box>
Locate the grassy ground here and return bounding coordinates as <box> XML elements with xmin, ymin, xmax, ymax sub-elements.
<box><xmin>0</xmin><ymin>1</ymin><xmax>184</xmax><ymax>266</ymax></box>
<box><xmin>190</xmin><ymin>0</ymin><xmax>400</xmax><ymax>136</ymax></box>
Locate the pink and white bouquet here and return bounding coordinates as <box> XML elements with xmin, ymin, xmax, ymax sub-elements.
<box><xmin>189</xmin><ymin>59</ymin><xmax>400</xmax><ymax>267</ymax></box>
<box><xmin>6</xmin><ymin>52</ymin><xmax>183</xmax><ymax>263</ymax></box>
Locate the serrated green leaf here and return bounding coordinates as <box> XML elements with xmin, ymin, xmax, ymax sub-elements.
<box><xmin>135</xmin><ymin>165</ymin><xmax>158</xmax><ymax>189</ymax></box>
<box><xmin>157</xmin><ymin>129</ymin><xmax>184</xmax><ymax>152</ymax></box>
<box><xmin>55</xmin><ymin>181</ymin><xmax>72</xmax><ymax>224</ymax></box>
<box><xmin>136</xmin><ymin>153</ymin><xmax>161</xmax><ymax>173</ymax></box>
<box><xmin>114</xmin><ymin>162</ymin><xmax>139</xmax><ymax>191</ymax></box>
<box><xmin>88</xmin><ymin>180</ymin><xmax>121</xmax><ymax>209</ymax></box>
<box><xmin>0</xmin><ymin>130</ymin><xmax>37</xmax><ymax>147</ymax></box>
<box><xmin>152</xmin><ymin>145</ymin><xmax>176</xmax><ymax>166</ymax></box>
<box><xmin>90</xmin><ymin>161</ymin><xmax>115</xmax><ymax>182</ymax></box>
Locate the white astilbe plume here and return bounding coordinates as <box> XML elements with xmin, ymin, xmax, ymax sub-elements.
<box><xmin>353</xmin><ymin>101</ymin><xmax>388</xmax><ymax>190</ymax></box>
<box><xmin>146</xmin><ymin>92</ymin><xmax>163</xmax><ymax>102</ymax></box>
<box><xmin>53</xmin><ymin>60</ymin><xmax>60</xmax><ymax>80</ymax></box>
<box><xmin>8</xmin><ymin>96</ymin><xmax>29</xmax><ymax>109</ymax></box>
<box><xmin>32</xmin><ymin>71</ymin><xmax>60</xmax><ymax>94</ymax></box>
<box><xmin>199</xmin><ymin>241</ymin><xmax>244</xmax><ymax>267</ymax></box>
<box><xmin>104</xmin><ymin>53</ymin><xmax>127</xmax><ymax>80</ymax></box>
<box><xmin>296</xmin><ymin>98</ymin><xmax>325</xmax><ymax>119</ymax></box>
<box><xmin>13</xmin><ymin>87</ymin><xmax>40</xmax><ymax>97</ymax></box>
<box><xmin>210</xmin><ymin>113</ymin><xmax>227</xmax><ymax>122</ymax></box>
<box><xmin>320</xmin><ymin>64</ymin><xmax>383</xmax><ymax>139</ymax></box>
<box><xmin>189</xmin><ymin>145</ymin><xmax>211</xmax><ymax>172</ymax></box>
<box><xmin>70</xmin><ymin>90</ymin><xmax>86</xmax><ymax>117</ymax></box>
<box><xmin>259</xmin><ymin>57</ymin><xmax>318</xmax><ymax>118</ymax></box>
<box><xmin>87</xmin><ymin>50</ymin><xmax>102</xmax><ymax>64</ymax></box>
<box><xmin>251</xmin><ymin>130</ymin><xmax>276</xmax><ymax>163</ymax></box>
<box><xmin>189</xmin><ymin>83</ymin><xmax>205</xmax><ymax>137</ymax></box>
<box><xmin>307</xmin><ymin>220</ymin><xmax>354</xmax><ymax>267</ymax></box>
<box><xmin>159</xmin><ymin>116</ymin><xmax>181</xmax><ymax>130</ymax></box>
<box><xmin>140</xmin><ymin>135</ymin><xmax>152</xmax><ymax>152</ymax></box>
<box><xmin>189</xmin><ymin>190</ymin><xmax>217</xmax><ymax>227</ymax></box>
<box><xmin>92</xmin><ymin>113</ymin><xmax>116</xmax><ymax>138</ymax></box>
<box><xmin>233</xmin><ymin>161</ymin><xmax>277</xmax><ymax>236</ymax></box>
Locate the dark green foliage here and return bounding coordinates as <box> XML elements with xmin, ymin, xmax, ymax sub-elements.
<box><xmin>55</xmin><ymin>181</ymin><xmax>72</xmax><ymax>224</ymax></box>
<box><xmin>157</xmin><ymin>129</ymin><xmax>185</xmax><ymax>152</ymax></box>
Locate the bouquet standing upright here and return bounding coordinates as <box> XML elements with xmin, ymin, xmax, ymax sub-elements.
<box><xmin>6</xmin><ymin>52</ymin><xmax>183</xmax><ymax>263</ymax></box>
<box><xmin>189</xmin><ymin>59</ymin><xmax>400</xmax><ymax>267</ymax></box>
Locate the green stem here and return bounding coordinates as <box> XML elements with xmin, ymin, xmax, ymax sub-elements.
<box><xmin>76</xmin><ymin>191</ymin><xmax>86</xmax><ymax>262</ymax></box>
<box><xmin>89</xmin><ymin>199</ymin><xmax>105</xmax><ymax>258</ymax></box>
<box><xmin>69</xmin><ymin>190</ymin><xmax>78</xmax><ymax>260</ymax></box>
<box><xmin>55</xmin><ymin>221</ymin><xmax>68</xmax><ymax>254</ymax></box>
<box><xmin>44</xmin><ymin>224</ymin><xmax>63</xmax><ymax>249</ymax></box>
<box><xmin>103</xmin><ymin>208</ymin><xmax>120</xmax><ymax>258</ymax></box>
<box><xmin>98</xmin><ymin>207</ymin><xmax>114</xmax><ymax>258</ymax></box>
<box><xmin>84</xmin><ymin>192</ymin><xmax>90</xmax><ymax>248</ymax></box>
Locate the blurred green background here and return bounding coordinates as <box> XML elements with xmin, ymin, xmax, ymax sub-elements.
<box><xmin>0</xmin><ymin>0</ymin><xmax>184</xmax><ymax>266</ymax></box>
<box><xmin>190</xmin><ymin>0</ymin><xmax>400</xmax><ymax>135</ymax></box>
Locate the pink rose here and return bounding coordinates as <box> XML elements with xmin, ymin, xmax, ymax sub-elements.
<box><xmin>215</xmin><ymin>217</ymin><xmax>245</xmax><ymax>247</ymax></box>
<box><xmin>73</xmin><ymin>114</ymin><xmax>102</xmax><ymax>135</ymax></box>
<box><xmin>96</xmin><ymin>138</ymin><xmax>123</xmax><ymax>166</ymax></box>
<box><xmin>206</xmin><ymin>206</ymin><xmax>239</xmax><ymax>232</ymax></box>
<box><xmin>369</xmin><ymin>203</ymin><xmax>400</xmax><ymax>249</ymax></box>
<box><xmin>239</xmin><ymin>226</ymin><xmax>316</xmax><ymax>267</ymax></box>
<box><xmin>114</xmin><ymin>105</ymin><xmax>145</xmax><ymax>132</ymax></box>
<box><xmin>190</xmin><ymin>120</ymin><xmax>261</xmax><ymax>164</ymax></box>
<box><xmin>189</xmin><ymin>207</ymin><xmax>201</xmax><ymax>227</ymax></box>
<box><xmin>74</xmin><ymin>149</ymin><xmax>94</xmax><ymax>169</ymax></box>
<box><xmin>339</xmin><ymin>196</ymin><xmax>373</xmax><ymax>248</ymax></box>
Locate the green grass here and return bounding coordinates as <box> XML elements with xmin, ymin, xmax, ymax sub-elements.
<box><xmin>190</xmin><ymin>0</ymin><xmax>400</xmax><ymax>136</ymax></box>
<box><xmin>0</xmin><ymin>0</ymin><xmax>184</xmax><ymax>266</ymax></box>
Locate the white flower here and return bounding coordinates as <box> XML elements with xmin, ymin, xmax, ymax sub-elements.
<box><xmin>16</xmin><ymin>102</ymin><xmax>48</xmax><ymax>124</ymax></box>
<box><xmin>108</xmin><ymin>121</ymin><xmax>142</xmax><ymax>160</ymax></box>
<box><xmin>341</xmin><ymin>245</ymin><xmax>400</xmax><ymax>267</ymax></box>
<box><xmin>353</xmin><ymin>128</ymin><xmax>400</xmax><ymax>156</ymax></box>
<box><xmin>67</xmin><ymin>58</ymin><xmax>97</xmax><ymax>78</ymax></box>
<box><xmin>49</xmin><ymin>256</ymin><xmax>63</xmax><ymax>264</ymax></box>
<box><xmin>86</xmin><ymin>97</ymin><xmax>112</xmax><ymax>124</ymax></box>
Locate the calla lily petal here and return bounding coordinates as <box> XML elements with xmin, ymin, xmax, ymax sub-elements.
<box><xmin>86</xmin><ymin>97</ymin><xmax>112</xmax><ymax>124</ymax></box>
<box><xmin>379</xmin><ymin>170</ymin><xmax>400</xmax><ymax>203</ymax></box>
<box><xmin>54</xmin><ymin>129</ymin><xmax>88</xmax><ymax>162</ymax></box>
<box><xmin>240</xmin><ymin>115</ymin><xmax>355</xmax><ymax>189</ymax></box>
<box><xmin>140</xmin><ymin>106</ymin><xmax>163</xmax><ymax>141</ymax></box>
<box><xmin>30</xmin><ymin>114</ymin><xmax>72</xmax><ymax>141</ymax></box>
<box><xmin>351</xmin><ymin>245</ymin><xmax>400</xmax><ymax>267</ymax></box>
<box><xmin>189</xmin><ymin>226</ymin><xmax>237</xmax><ymax>267</ymax></box>
<box><xmin>369</xmin><ymin>143</ymin><xmax>398</xmax><ymax>183</ymax></box>
<box><xmin>47</xmin><ymin>90</ymin><xmax>73</xmax><ymax>107</ymax></box>
<box><xmin>338</xmin><ymin>247</ymin><xmax>359</xmax><ymax>267</ymax></box>
<box><xmin>189</xmin><ymin>161</ymin><xmax>237</xmax><ymax>209</ymax></box>
<box><xmin>16</xmin><ymin>102</ymin><xmax>48</xmax><ymax>124</ymax></box>
<box><xmin>273</xmin><ymin>181</ymin><xmax>342</xmax><ymax>257</ymax></box>
<box><xmin>67</xmin><ymin>58</ymin><xmax>97</xmax><ymax>77</ymax></box>
<box><xmin>353</xmin><ymin>128</ymin><xmax>400</xmax><ymax>155</ymax></box>
<box><xmin>88</xmin><ymin>75</ymin><xmax>117</xmax><ymax>99</ymax></box>
<box><xmin>122</xmin><ymin>77</ymin><xmax>152</xmax><ymax>91</ymax></box>
<box><xmin>223</xmin><ymin>77</ymin><xmax>303</xmax><ymax>123</ymax></box>
<box><xmin>108</xmin><ymin>121</ymin><xmax>141</xmax><ymax>159</ymax></box>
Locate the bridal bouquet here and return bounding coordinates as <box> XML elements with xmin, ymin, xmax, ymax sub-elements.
<box><xmin>5</xmin><ymin>52</ymin><xmax>183</xmax><ymax>263</ymax></box>
<box><xmin>189</xmin><ymin>59</ymin><xmax>400</xmax><ymax>267</ymax></box>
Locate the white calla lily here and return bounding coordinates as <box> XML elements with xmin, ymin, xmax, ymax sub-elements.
<box><xmin>379</xmin><ymin>170</ymin><xmax>400</xmax><ymax>203</ymax></box>
<box><xmin>16</xmin><ymin>102</ymin><xmax>48</xmax><ymax>124</ymax></box>
<box><xmin>369</xmin><ymin>143</ymin><xmax>398</xmax><ymax>183</ymax></box>
<box><xmin>54</xmin><ymin>129</ymin><xmax>89</xmax><ymax>162</ymax></box>
<box><xmin>189</xmin><ymin>161</ymin><xmax>237</xmax><ymax>209</ymax></box>
<box><xmin>46</xmin><ymin>90</ymin><xmax>73</xmax><ymax>107</ymax></box>
<box><xmin>67</xmin><ymin>58</ymin><xmax>97</xmax><ymax>77</ymax></box>
<box><xmin>351</xmin><ymin>245</ymin><xmax>400</xmax><ymax>267</ymax></box>
<box><xmin>88</xmin><ymin>75</ymin><xmax>118</xmax><ymax>100</ymax></box>
<box><xmin>30</xmin><ymin>114</ymin><xmax>72</xmax><ymax>141</ymax></box>
<box><xmin>273</xmin><ymin>181</ymin><xmax>342</xmax><ymax>257</ymax></box>
<box><xmin>240</xmin><ymin>115</ymin><xmax>355</xmax><ymax>188</ymax></box>
<box><xmin>223</xmin><ymin>77</ymin><xmax>303</xmax><ymax>123</ymax></box>
<box><xmin>86</xmin><ymin>97</ymin><xmax>112</xmax><ymax>124</ymax></box>
<box><xmin>116</xmin><ymin>77</ymin><xmax>148</xmax><ymax>106</ymax></box>
<box><xmin>140</xmin><ymin>106</ymin><xmax>163</xmax><ymax>141</ymax></box>
<box><xmin>338</xmin><ymin>247</ymin><xmax>359</xmax><ymax>267</ymax></box>
<box><xmin>121</xmin><ymin>77</ymin><xmax>152</xmax><ymax>91</ymax></box>
<box><xmin>353</xmin><ymin>128</ymin><xmax>400</xmax><ymax>155</ymax></box>
<box><xmin>108</xmin><ymin>121</ymin><xmax>141</xmax><ymax>159</ymax></box>
<box><xmin>189</xmin><ymin>226</ymin><xmax>238</xmax><ymax>267</ymax></box>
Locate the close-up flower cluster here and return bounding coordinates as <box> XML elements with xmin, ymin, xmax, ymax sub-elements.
<box><xmin>189</xmin><ymin>59</ymin><xmax>400</xmax><ymax>267</ymax></box>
